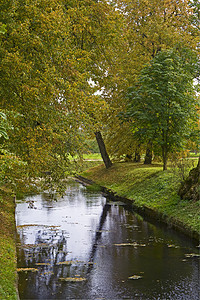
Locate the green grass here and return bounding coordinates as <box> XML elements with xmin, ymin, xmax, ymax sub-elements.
<box><xmin>69</xmin><ymin>153</ymin><xmax>102</xmax><ymax>161</ymax></box>
<box><xmin>0</xmin><ymin>189</ymin><xmax>18</xmax><ymax>299</ymax></box>
<box><xmin>81</xmin><ymin>162</ymin><xmax>200</xmax><ymax>235</ymax></box>
<box><xmin>82</xmin><ymin>153</ymin><xmax>102</xmax><ymax>160</ymax></box>
<box><xmin>189</xmin><ymin>152</ymin><xmax>200</xmax><ymax>158</ymax></box>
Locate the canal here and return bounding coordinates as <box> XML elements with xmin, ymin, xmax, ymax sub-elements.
<box><xmin>16</xmin><ymin>180</ymin><xmax>200</xmax><ymax>299</ymax></box>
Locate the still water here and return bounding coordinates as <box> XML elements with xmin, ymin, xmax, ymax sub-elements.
<box><xmin>16</xmin><ymin>180</ymin><xmax>200</xmax><ymax>300</ymax></box>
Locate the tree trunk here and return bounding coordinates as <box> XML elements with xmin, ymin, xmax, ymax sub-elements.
<box><xmin>95</xmin><ymin>131</ymin><xmax>112</xmax><ymax>169</ymax></box>
<box><xmin>162</xmin><ymin>146</ymin><xmax>168</xmax><ymax>170</ymax></box>
<box><xmin>125</xmin><ymin>154</ymin><xmax>132</xmax><ymax>161</ymax></box>
<box><xmin>134</xmin><ymin>144</ymin><xmax>141</xmax><ymax>162</ymax></box>
<box><xmin>144</xmin><ymin>141</ymin><xmax>152</xmax><ymax>164</ymax></box>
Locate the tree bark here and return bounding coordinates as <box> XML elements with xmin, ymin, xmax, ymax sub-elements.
<box><xmin>134</xmin><ymin>144</ymin><xmax>141</xmax><ymax>162</ymax></box>
<box><xmin>162</xmin><ymin>146</ymin><xmax>168</xmax><ymax>170</ymax></box>
<box><xmin>95</xmin><ymin>131</ymin><xmax>112</xmax><ymax>169</ymax></box>
<box><xmin>144</xmin><ymin>141</ymin><xmax>152</xmax><ymax>164</ymax></box>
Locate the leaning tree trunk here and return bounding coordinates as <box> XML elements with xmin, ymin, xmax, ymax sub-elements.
<box><xmin>95</xmin><ymin>131</ymin><xmax>112</xmax><ymax>169</ymax></box>
<box><xmin>178</xmin><ymin>156</ymin><xmax>200</xmax><ymax>201</ymax></box>
<box><xmin>144</xmin><ymin>141</ymin><xmax>152</xmax><ymax>164</ymax></box>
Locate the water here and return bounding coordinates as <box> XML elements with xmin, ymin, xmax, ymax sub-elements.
<box><xmin>16</xmin><ymin>180</ymin><xmax>200</xmax><ymax>300</ymax></box>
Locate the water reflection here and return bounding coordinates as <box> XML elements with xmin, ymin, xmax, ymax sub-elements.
<box><xmin>16</xmin><ymin>180</ymin><xmax>200</xmax><ymax>300</ymax></box>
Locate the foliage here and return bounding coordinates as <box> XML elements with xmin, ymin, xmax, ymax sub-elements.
<box><xmin>0</xmin><ymin>0</ymin><xmax>199</xmax><ymax>190</ymax></box>
<box><xmin>126</xmin><ymin>48</ymin><xmax>199</xmax><ymax>170</ymax></box>
<box><xmin>0</xmin><ymin>0</ymin><xmax>108</xmax><ymax>192</ymax></box>
<box><xmin>102</xmin><ymin>0</ymin><xmax>200</xmax><ymax>159</ymax></box>
<box><xmin>170</xmin><ymin>156</ymin><xmax>197</xmax><ymax>182</ymax></box>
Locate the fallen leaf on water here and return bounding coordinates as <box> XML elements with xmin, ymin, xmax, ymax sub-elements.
<box><xmin>128</xmin><ymin>275</ymin><xmax>143</xmax><ymax>280</ymax></box>
<box><xmin>168</xmin><ymin>245</ymin><xmax>179</xmax><ymax>248</ymax></box>
<box><xmin>185</xmin><ymin>253</ymin><xmax>200</xmax><ymax>258</ymax></box>
<box><xmin>57</xmin><ymin>261</ymin><xmax>73</xmax><ymax>265</ymax></box>
<box><xmin>59</xmin><ymin>277</ymin><xmax>86</xmax><ymax>282</ymax></box>
<box><xmin>17</xmin><ymin>268</ymin><xmax>38</xmax><ymax>272</ymax></box>
<box><xmin>114</xmin><ymin>243</ymin><xmax>146</xmax><ymax>247</ymax></box>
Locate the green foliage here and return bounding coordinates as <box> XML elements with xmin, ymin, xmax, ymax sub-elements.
<box><xmin>126</xmin><ymin>48</ymin><xmax>199</xmax><ymax>169</ymax></box>
<box><xmin>85</xmin><ymin>139</ymin><xmax>100</xmax><ymax>153</ymax></box>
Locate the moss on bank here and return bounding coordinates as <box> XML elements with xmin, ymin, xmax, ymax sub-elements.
<box><xmin>0</xmin><ymin>189</ymin><xmax>18</xmax><ymax>300</ymax></box>
<box><xmin>81</xmin><ymin>162</ymin><xmax>200</xmax><ymax>237</ymax></box>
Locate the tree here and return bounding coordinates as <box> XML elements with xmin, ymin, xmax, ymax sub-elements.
<box><xmin>90</xmin><ymin>0</ymin><xmax>200</xmax><ymax>161</ymax></box>
<box><xmin>126</xmin><ymin>48</ymin><xmax>199</xmax><ymax>170</ymax></box>
<box><xmin>0</xmin><ymin>0</ymin><xmax>100</xmax><ymax>191</ymax></box>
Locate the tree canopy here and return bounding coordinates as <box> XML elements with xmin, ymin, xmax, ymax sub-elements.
<box><xmin>0</xmin><ymin>0</ymin><xmax>199</xmax><ymax>192</ymax></box>
<box><xmin>126</xmin><ymin>48</ymin><xmax>199</xmax><ymax>170</ymax></box>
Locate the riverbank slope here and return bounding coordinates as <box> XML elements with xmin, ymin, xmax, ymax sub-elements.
<box><xmin>80</xmin><ymin>162</ymin><xmax>200</xmax><ymax>241</ymax></box>
<box><xmin>0</xmin><ymin>189</ymin><xmax>18</xmax><ymax>299</ymax></box>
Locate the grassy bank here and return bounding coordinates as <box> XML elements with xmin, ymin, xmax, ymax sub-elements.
<box><xmin>81</xmin><ymin>162</ymin><xmax>200</xmax><ymax>238</ymax></box>
<box><xmin>0</xmin><ymin>189</ymin><xmax>18</xmax><ymax>299</ymax></box>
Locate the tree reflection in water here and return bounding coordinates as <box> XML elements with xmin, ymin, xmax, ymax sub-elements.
<box><xmin>16</xmin><ymin>182</ymin><xmax>200</xmax><ymax>300</ymax></box>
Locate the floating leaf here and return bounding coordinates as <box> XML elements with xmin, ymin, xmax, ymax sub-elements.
<box><xmin>168</xmin><ymin>244</ymin><xmax>179</xmax><ymax>248</ymax></box>
<box><xmin>185</xmin><ymin>253</ymin><xmax>200</xmax><ymax>258</ymax></box>
<box><xmin>17</xmin><ymin>268</ymin><xmax>38</xmax><ymax>272</ymax></box>
<box><xmin>59</xmin><ymin>277</ymin><xmax>86</xmax><ymax>282</ymax></box>
<box><xmin>128</xmin><ymin>275</ymin><xmax>143</xmax><ymax>280</ymax></box>
<box><xmin>57</xmin><ymin>261</ymin><xmax>73</xmax><ymax>265</ymax></box>
<box><xmin>114</xmin><ymin>242</ymin><xmax>146</xmax><ymax>247</ymax></box>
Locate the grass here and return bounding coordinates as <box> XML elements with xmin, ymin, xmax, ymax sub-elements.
<box><xmin>69</xmin><ymin>153</ymin><xmax>102</xmax><ymax>161</ymax></box>
<box><xmin>189</xmin><ymin>152</ymin><xmax>200</xmax><ymax>158</ymax></box>
<box><xmin>82</xmin><ymin>153</ymin><xmax>102</xmax><ymax>160</ymax></box>
<box><xmin>81</xmin><ymin>161</ymin><xmax>200</xmax><ymax>235</ymax></box>
<box><xmin>0</xmin><ymin>189</ymin><xmax>18</xmax><ymax>299</ymax></box>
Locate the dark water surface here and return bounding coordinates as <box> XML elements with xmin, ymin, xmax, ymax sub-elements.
<box><xmin>16</xmin><ymin>180</ymin><xmax>200</xmax><ymax>300</ymax></box>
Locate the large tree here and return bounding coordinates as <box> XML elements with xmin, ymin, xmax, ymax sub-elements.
<box><xmin>97</xmin><ymin>0</ymin><xmax>200</xmax><ymax>160</ymax></box>
<box><xmin>126</xmin><ymin>48</ymin><xmax>199</xmax><ymax>170</ymax></box>
<box><xmin>0</xmin><ymin>0</ymin><xmax>102</xmax><ymax>191</ymax></box>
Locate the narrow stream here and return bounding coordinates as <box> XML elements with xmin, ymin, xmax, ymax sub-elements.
<box><xmin>16</xmin><ymin>180</ymin><xmax>200</xmax><ymax>300</ymax></box>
